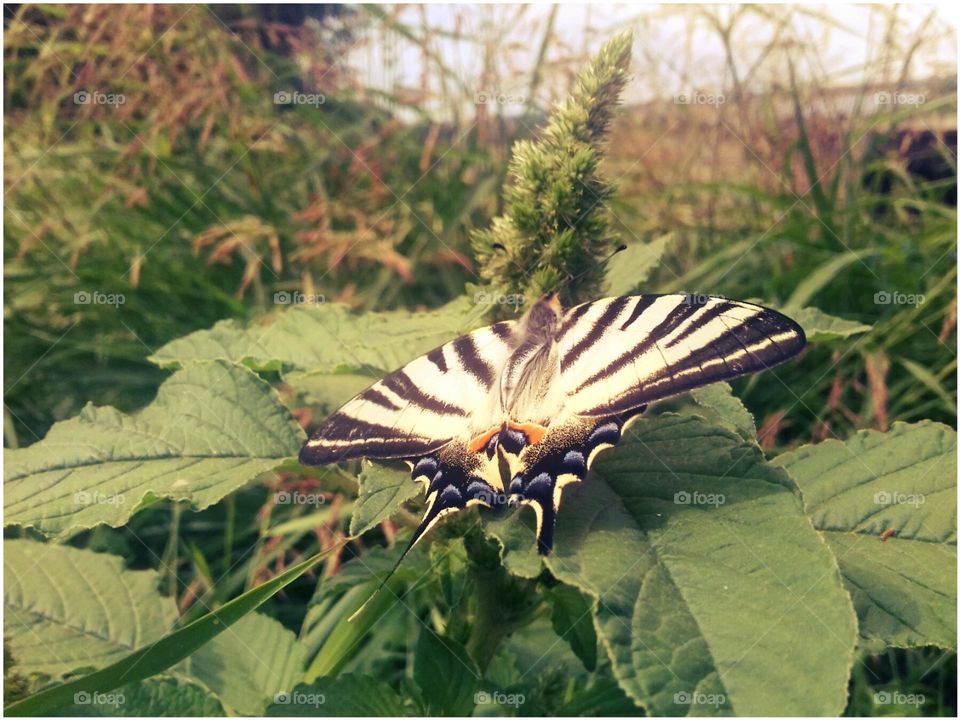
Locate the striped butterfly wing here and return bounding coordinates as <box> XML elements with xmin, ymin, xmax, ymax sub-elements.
<box><xmin>299</xmin><ymin>321</ymin><xmax>516</xmax><ymax>465</ymax></box>
<box><xmin>508</xmin><ymin>294</ymin><xmax>805</xmax><ymax>554</ymax></box>
<box><xmin>558</xmin><ymin>294</ymin><xmax>806</xmax><ymax>418</ymax></box>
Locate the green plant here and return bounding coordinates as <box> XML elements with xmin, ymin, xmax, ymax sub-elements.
<box><xmin>4</xmin><ymin>24</ymin><xmax>956</xmax><ymax>719</ymax></box>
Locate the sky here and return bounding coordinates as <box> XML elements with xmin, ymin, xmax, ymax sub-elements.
<box><xmin>346</xmin><ymin>3</ymin><xmax>958</xmax><ymax>117</ymax></box>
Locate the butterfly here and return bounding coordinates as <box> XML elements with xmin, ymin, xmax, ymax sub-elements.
<box><xmin>300</xmin><ymin>293</ymin><xmax>805</xmax><ymax>561</ymax></box>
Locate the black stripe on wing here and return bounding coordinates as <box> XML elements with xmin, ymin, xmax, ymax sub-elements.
<box><xmin>569</xmin><ymin>296</ymin><xmax>805</xmax><ymax>418</ymax></box>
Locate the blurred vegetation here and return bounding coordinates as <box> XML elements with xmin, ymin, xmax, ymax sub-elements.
<box><xmin>4</xmin><ymin>3</ymin><xmax>957</xmax><ymax>715</ymax></box>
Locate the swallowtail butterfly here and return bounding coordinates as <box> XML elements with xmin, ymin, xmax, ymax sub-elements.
<box><xmin>300</xmin><ymin>293</ymin><xmax>804</xmax><ymax>559</ymax></box>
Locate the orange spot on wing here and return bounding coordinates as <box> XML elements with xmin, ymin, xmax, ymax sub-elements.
<box><xmin>507</xmin><ymin>421</ymin><xmax>547</xmax><ymax>446</ymax></box>
<box><xmin>468</xmin><ymin>426</ymin><xmax>501</xmax><ymax>454</ymax></box>
<box><xmin>468</xmin><ymin>422</ymin><xmax>549</xmax><ymax>454</ymax></box>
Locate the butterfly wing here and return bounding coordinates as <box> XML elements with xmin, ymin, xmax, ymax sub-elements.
<box><xmin>508</xmin><ymin>293</ymin><xmax>805</xmax><ymax>553</ymax></box>
<box><xmin>299</xmin><ymin>321</ymin><xmax>516</xmax><ymax>465</ymax></box>
<box><xmin>556</xmin><ymin>294</ymin><xmax>805</xmax><ymax>418</ymax></box>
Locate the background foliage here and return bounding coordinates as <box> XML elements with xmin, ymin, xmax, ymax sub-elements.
<box><xmin>4</xmin><ymin>3</ymin><xmax>957</xmax><ymax>717</ymax></box>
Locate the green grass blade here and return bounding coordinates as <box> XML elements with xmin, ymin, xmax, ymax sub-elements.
<box><xmin>4</xmin><ymin>548</ymin><xmax>331</xmax><ymax>717</ymax></box>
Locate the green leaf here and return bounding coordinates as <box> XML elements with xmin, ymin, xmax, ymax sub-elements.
<box><xmin>4</xmin><ymin>540</ymin><xmax>177</xmax><ymax>679</ymax></box>
<box><xmin>4</xmin><ymin>361</ymin><xmax>304</xmax><ymax>538</ymax></box>
<box><xmin>285</xmin><ymin>370</ymin><xmax>377</xmax><ymax>410</ymax></box>
<box><xmin>53</xmin><ymin>676</ymin><xmax>224</xmax><ymax>717</ymax></box>
<box><xmin>4</xmin><ymin>549</ymin><xmax>327</xmax><ymax>716</ymax></box>
<box><xmin>546</xmin><ymin>585</ymin><xmax>597</xmax><ymax>671</ymax></box>
<box><xmin>773</xmin><ymin>421</ymin><xmax>957</xmax><ymax>651</ymax></box>
<box><xmin>149</xmin><ymin>298</ymin><xmax>484</xmax><ymax>375</ymax></box>
<box><xmin>494</xmin><ymin>413</ymin><xmax>857</xmax><ymax>716</ymax></box>
<box><xmin>266</xmin><ymin>675</ymin><xmax>407</xmax><ymax>716</ymax></box>
<box><xmin>784</xmin><ymin>250</ymin><xmax>879</xmax><ymax>311</ymax></box>
<box><xmin>188</xmin><ymin>613</ymin><xmax>307</xmax><ymax>715</ymax></box>
<box><xmin>789</xmin><ymin>306</ymin><xmax>871</xmax><ymax>342</ymax></box>
<box><xmin>604</xmin><ymin>234</ymin><xmax>674</xmax><ymax>296</ymax></box>
<box><xmin>350</xmin><ymin>461</ymin><xmax>419</xmax><ymax>537</ymax></box>
<box><xmin>302</xmin><ymin>545</ymin><xmax>427</xmax><ymax>682</ymax></box>
<box><xmin>413</xmin><ymin>630</ymin><xmax>480</xmax><ymax>716</ymax></box>
<box><xmin>689</xmin><ymin>382</ymin><xmax>756</xmax><ymax>440</ymax></box>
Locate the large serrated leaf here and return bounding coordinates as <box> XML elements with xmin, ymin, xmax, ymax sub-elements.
<box><xmin>773</xmin><ymin>421</ymin><xmax>957</xmax><ymax>651</ymax></box>
<box><xmin>350</xmin><ymin>461</ymin><xmax>419</xmax><ymax>537</ymax></box>
<box><xmin>789</xmin><ymin>306</ymin><xmax>871</xmax><ymax>342</ymax></box>
<box><xmin>488</xmin><ymin>413</ymin><xmax>857</xmax><ymax>716</ymax></box>
<box><xmin>414</xmin><ymin>630</ymin><xmax>480</xmax><ymax>716</ymax></box>
<box><xmin>149</xmin><ymin>298</ymin><xmax>486</xmax><ymax>375</ymax></box>
<box><xmin>4</xmin><ymin>361</ymin><xmax>304</xmax><ymax>538</ymax></box>
<box><xmin>5</xmin><ymin>546</ymin><xmax>327</xmax><ymax>717</ymax></box>
<box><xmin>4</xmin><ymin>540</ymin><xmax>177</xmax><ymax>679</ymax></box>
<box><xmin>604</xmin><ymin>234</ymin><xmax>674</xmax><ymax>296</ymax></box>
<box><xmin>189</xmin><ymin>613</ymin><xmax>307</xmax><ymax>715</ymax></box>
<box><xmin>689</xmin><ymin>382</ymin><xmax>756</xmax><ymax>440</ymax></box>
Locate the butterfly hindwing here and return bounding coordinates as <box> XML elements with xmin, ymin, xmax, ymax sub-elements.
<box><xmin>508</xmin><ymin>410</ymin><xmax>643</xmax><ymax>554</ymax></box>
<box><xmin>557</xmin><ymin>294</ymin><xmax>805</xmax><ymax>418</ymax></box>
<box><xmin>389</xmin><ymin>442</ymin><xmax>503</xmax><ymax>565</ymax></box>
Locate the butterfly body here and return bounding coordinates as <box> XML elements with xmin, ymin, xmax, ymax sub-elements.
<box><xmin>300</xmin><ymin>293</ymin><xmax>805</xmax><ymax>557</ymax></box>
